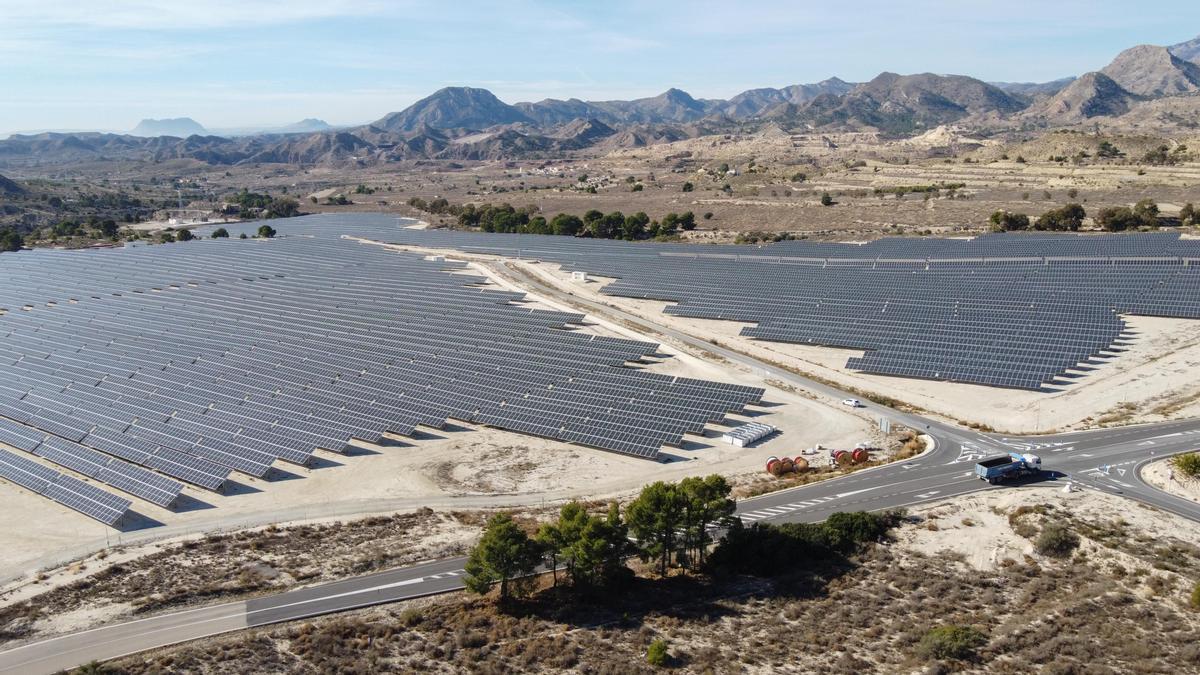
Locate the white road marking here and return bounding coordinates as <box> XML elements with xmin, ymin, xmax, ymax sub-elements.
<box><xmin>834</xmin><ymin>486</ymin><xmax>882</xmax><ymax>499</ymax></box>
<box><xmin>246</xmin><ymin>569</ymin><xmax>467</xmax><ymax>617</ymax></box>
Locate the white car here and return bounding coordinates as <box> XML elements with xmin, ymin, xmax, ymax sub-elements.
<box><xmin>841</xmin><ymin>398</ymin><xmax>864</xmax><ymax>408</ymax></box>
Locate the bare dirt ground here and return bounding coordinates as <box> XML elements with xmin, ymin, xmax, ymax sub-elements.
<box><xmin>28</xmin><ymin>128</ymin><xmax>1196</xmax><ymax>243</ymax></box>
<box><xmin>103</xmin><ymin>487</ymin><xmax>1200</xmax><ymax>674</ymax></box>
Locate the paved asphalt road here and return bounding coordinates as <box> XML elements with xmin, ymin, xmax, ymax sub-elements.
<box><xmin>3</xmin><ymin>259</ymin><xmax>1200</xmax><ymax>673</ymax></box>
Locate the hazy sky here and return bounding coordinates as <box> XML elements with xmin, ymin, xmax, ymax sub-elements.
<box><xmin>3</xmin><ymin>0</ymin><xmax>1199</xmax><ymax>134</ymax></box>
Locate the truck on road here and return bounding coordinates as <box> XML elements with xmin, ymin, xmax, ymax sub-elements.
<box><xmin>975</xmin><ymin>452</ymin><xmax>1042</xmax><ymax>484</ymax></box>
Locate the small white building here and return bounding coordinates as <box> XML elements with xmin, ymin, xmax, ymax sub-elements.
<box><xmin>721</xmin><ymin>422</ymin><xmax>775</xmax><ymax>448</ymax></box>
<box><xmin>571</xmin><ymin>271</ymin><xmax>589</xmax><ymax>282</ymax></box>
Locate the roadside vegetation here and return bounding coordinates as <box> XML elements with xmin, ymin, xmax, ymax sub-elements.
<box><xmin>103</xmin><ymin>492</ymin><xmax>1200</xmax><ymax>674</ymax></box>
<box><xmin>0</xmin><ymin>510</ymin><xmax>473</xmax><ymax>645</ymax></box>
<box><xmin>1171</xmin><ymin>452</ymin><xmax>1200</xmax><ymax>479</ymax></box>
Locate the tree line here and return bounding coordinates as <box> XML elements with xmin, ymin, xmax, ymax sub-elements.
<box><xmin>990</xmin><ymin>200</ymin><xmax>1196</xmax><ymax>233</ymax></box>
<box><xmin>0</xmin><ymin>226</ymin><xmax>22</xmax><ymax>252</ymax></box>
<box><xmin>463</xmin><ymin>474</ymin><xmax>899</xmax><ymax>603</ymax></box>
<box><xmin>227</xmin><ymin>189</ymin><xmax>301</xmax><ymax>220</ymax></box>
<box><xmin>408</xmin><ymin>197</ymin><xmax>696</xmax><ymax>240</ymax></box>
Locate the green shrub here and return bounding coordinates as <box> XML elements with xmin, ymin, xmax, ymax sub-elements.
<box><xmin>398</xmin><ymin>607</ymin><xmax>423</xmax><ymax>627</ymax></box>
<box><xmin>1190</xmin><ymin>581</ymin><xmax>1200</xmax><ymax>610</ymax></box>
<box><xmin>1172</xmin><ymin>453</ymin><xmax>1200</xmax><ymax>479</ymax></box>
<box><xmin>1035</xmin><ymin>523</ymin><xmax>1080</xmax><ymax>558</ymax></box>
<box><xmin>917</xmin><ymin>625</ymin><xmax>987</xmax><ymax>661</ymax></box>
<box><xmin>646</xmin><ymin>638</ymin><xmax>669</xmax><ymax>667</ymax></box>
<box><xmin>706</xmin><ymin>510</ymin><xmax>900</xmax><ymax>577</ymax></box>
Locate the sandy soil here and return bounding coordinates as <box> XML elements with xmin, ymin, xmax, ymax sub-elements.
<box><xmin>0</xmin><ymin>249</ymin><xmax>873</xmax><ymax>583</ymax></box>
<box><xmin>1142</xmin><ymin>458</ymin><xmax>1200</xmax><ymax>504</ymax></box>
<box><xmin>896</xmin><ymin>485</ymin><xmax>1199</xmax><ymax>572</ymax></box>
<box><xmin>126</xmin><ymin>218</ymin><xmax>233</xmax><ymax>232</ymax></box>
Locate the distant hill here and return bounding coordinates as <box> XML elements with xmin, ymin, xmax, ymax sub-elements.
<box><xmin>593</xmin><ymin>88</ymin><xmax>711</xmax><ymax>124</ymax></box>
<box><xmin>1169</xmin><ymin>34</ymin><xmax>1200</xmax><ymax>65</ymax></box>
<box><xmin>1022</xmin><ymin>72</ymin><xmax>1140</xmax><ymax>122</ymax></box>
<box><xmin>781</xmin><ymin>78</ymin><xmax>857</xmax><ymax>105</ymax></box>
<box><xmin>514</xmin><ymin>98</ymin><xmax>618</xmax><ymax>127</ymax></box>
<box><xmin>518</xmin><ymin>88</ymin><xmax>718</xmax><ymax>126</ymax></box>
<box><xmin>783</xmin><ymin>72</ymin><xmax>1026</xmax><ymax>133</ymax></box>
<box><xmin>0</xmin><ymin>173</ymin><xmax>24</xmax><ymax>196</ymax></box>
<box><xmin>278</xmin><ymin>118</ymin><xmax>332</xmax><ymax>134</ymax></box>
<box><xmin>240</xmin><ymin>131</ymin><xmax>373</xmax><ymax>164</ymax></box>
<box><xmin>1100</xmin><ymin>44</ymin><xmax>1200</xmax><ymax>97</ymax></box>
<box><xmin>990</xmin><ymin>77</ymin><xmax>1076</xmax><ymax>97</ymax></box>
<box><xmin>372</xmin><ymin>87</ymin><xmax>532</xmax><ymax>132</ymax></box>
<box><xmin>712</xmin><ymin>78</ymin><xmax>856</xmax><ymax>118</ymax></box>
<box><xmin>130</xmin><ymin>117</ymin><xmax>208</xmax><ymax>137</ymax></box>
<box><xmin>550</xmin><ymin>118</ymin><xmax>617</xmax><ymax>149</ymax></box>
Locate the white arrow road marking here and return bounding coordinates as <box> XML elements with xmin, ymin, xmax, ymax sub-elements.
<box><xmin>952</xmin><ymin>444</ymin><xmax>988</xmax><ymax>464</ymax></box>
<box><xmin>916</xmin><ymin>491</ymin><xmax>941</xmax><ymax>499</ymax></box>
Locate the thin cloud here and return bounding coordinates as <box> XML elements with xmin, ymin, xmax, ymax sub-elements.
<box><xmin>2</xmin><ymin>0</ymin><xmax>400</xmax><ymax>30</ymax></box>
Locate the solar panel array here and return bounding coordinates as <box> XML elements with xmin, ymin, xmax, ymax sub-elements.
<box><xmin>0</xmin><ymin>221</ymin><xmax>763</xmax><ymax>525</ymax></box>
<box><xmin>0</xmin><ymin>447</ymin><xmax>131</xmax><ymax>525</ymax></box>
<box><xmin>368</xmin><ymin>217</ymin><xmax>1200</xmax><ymax>391</ymax></box>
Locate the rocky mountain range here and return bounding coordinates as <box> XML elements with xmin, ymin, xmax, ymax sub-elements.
<box><xmin>4</xmin><ymin>33</ymin><xmax>1200</xmax><ymax>168</ymax></box>
<box><xmin>1169</xmin><ymin>35</ymin><xmax>1200</xmax><ymax>65</ymax></box>
<box><xmin>1101</xmin><ymin>44</ymin><xmax>1200</xmax><ymax>97</ymax></box>
<box><xmin>1022</xmin><ymin>72</ymin><xmax>1141</xmax><ymax>123</ymax></box>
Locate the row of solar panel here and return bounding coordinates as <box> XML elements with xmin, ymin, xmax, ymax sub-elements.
<box><xmin>0</xmin><ymin>447</ymin><xmax>132</xmax><ymax>525</ymax></box>
<box><xmin>1</xmin><ymin>232</ymin><xmax>764</xmax><ymax>484</ymax></box>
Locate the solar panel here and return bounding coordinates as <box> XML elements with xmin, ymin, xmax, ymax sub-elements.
<box><xmin>0</xmin><ymin>448</ymin><xmax>131</xmax><ymax>526</ymax></box>
<box><xmin>0</xmin><ymin>213</ymin><xmax>779</xmax><ymax>532</ymax></box>
<box><xmin>44</xmin><ymin>475</ymin><xmax>131</xmax><ymax>526</ymax></box>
